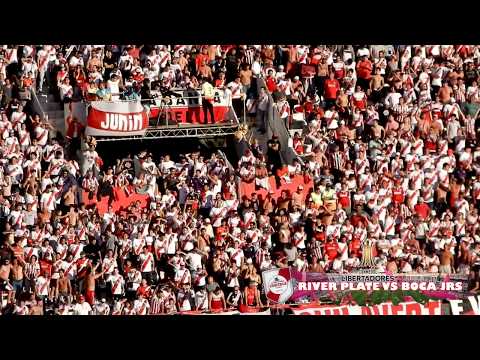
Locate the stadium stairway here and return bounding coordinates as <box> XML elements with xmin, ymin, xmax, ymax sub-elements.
<box><xmin>36</xmin><ymin>92</ymin><xmax>65</xmax><ymax>136</ymax></box>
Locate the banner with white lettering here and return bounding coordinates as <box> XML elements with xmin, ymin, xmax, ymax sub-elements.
<box><xmin>447</xmin><ymin>295</ymin><xmax>480</xmax><ymax>315</ymax></box>
<box><xmin>86</xmin><ymin>101</ymin><xmax>149</xmax><ymax>137</ymax></box>
<box><xmin>148</xmin><ymin>89</ymin><xmax>233</xmax><ymax>125</ymax></box>
<box><xmin>291</xmin><ymin>271</ymin><xmax>469</xmax><ymax>303</ymax></box>
<box><xmin>262</xmin><ymin>268</ymin><xmax>469</xmax><ymax>304</ymax></box>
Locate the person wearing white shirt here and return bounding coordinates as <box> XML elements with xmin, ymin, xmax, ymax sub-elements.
<box><xmin>186</xmin><ymin>250</ymin><xmax>203</xmax><ymax>272</ymax></box>
<box><xmin>69</xmin><ymin>53</ymin><xmax>81</xmax><ymax>68</ymax></box>
<box><xmin>430</xmin><ymin>63</ymin><xmax>446</xmax><ymax>92</ymax></box>
<box><xmin>275</xmin><ymin>65</ymin><xmax>286</xmax><ymax>81</ymax></box>
<box><xmin>160</xmin><ymin>155</ymin><xmax>175</xmax><ymax>175</ymax></box>
<box><xmin>73</xmin><ymin>296</ymin><xmax>92</xmax><ymax>315</ymax></box>
<box><xmin>384</xmin><ymin>88</ymin><xmax>402</xmax><ymax>109</ymax></box>
<box><xmin>447</xmin><ymin>116</ymin><xmax>461</xmax><ymax>142</ymax></box>
<box><xmin>107</xmin><ymin>74</ymin><xmax>121</xmax><ymax>100</ymax></box>
<box><xmin>293</xmin><ymin>253</ymin><xmax>308</xmax><ymax>272</ymax></box>
<box><xmin>59</xmin><ymin>78</ymin><xmax>73</xmax><ymax>101</ymax></box>
<box><xmin>195</xmin><ymin>288</ymin><xmax>209</xmax><ymax>311</ymax></box>
<box><xmin>357</xmin><ymin>46</ymin><xmax>370</xmax><ymax>58</ymax></box>
<box><xmin>144</xmin><ymin>65</ymin><xmax>158</xmax><ymax>83</ymax></box>
<box><xmin>142</xmin><ymin>155</ymin><xmax>158</xmax><ymax>175</ymax></box>
<box><xmin>133</xmin><ymin>296</ymin><xmax>150</xmax><ymax>315</ymax></box>
<box><xmin>252</xmin><ymin>56</ymin><xmax>262</xmax><ymax>77</ymax></box>
<box><xmin>107</xmin><ymin>268</ymin><xmax>124</xmax><ymax>300</ymax></box>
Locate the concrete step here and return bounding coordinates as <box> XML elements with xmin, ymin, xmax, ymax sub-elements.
<box><xmin>38</xmin><ymin>95</ymin><xmax>59</xmax><ymax>105</ymax></box>
<box><xmin>42</xmin><ymin>102</ymin><xmax>63</xmax><ymax>111</ymax></box>
<box><xmin>45</xmin><ymin>110</ymin><xmax>65</xmax><ymax>119</ymax></box>
<box><xmin>42</xmin><ymin>94</ymin><xmax>57</xmax><ymax>103</ymax></box>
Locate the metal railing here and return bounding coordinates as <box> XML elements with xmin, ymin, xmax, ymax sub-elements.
<box><xmin>87</xmin><ymin>87</ymin><xmax>235</xmax><ymax>102</ymax></box>
<box><xmin>30</xmin><ymin>88</ymin><xmax>47</xmax><ymax>121</ymax></box>
<box><xmin>94</xmin><ymin>122</ymin><xmax>239</xmax><ymax>142</ymax></box>
<box><xmin>30</xmin><ymin>88</ymin><xmax>60</xmax><ymax>138</ymax></box>
<box><xmin>85</xmin><ymin>88</ymin><xmax>245</xmax><ymax>117</ymax></box>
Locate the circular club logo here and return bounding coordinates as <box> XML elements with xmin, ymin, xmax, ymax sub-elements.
<box><xmin>268</xmin><ymin>275</ymin><xmax>289</xmax><ymax>295</ymax></box>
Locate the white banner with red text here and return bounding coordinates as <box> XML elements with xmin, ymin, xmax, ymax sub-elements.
<box><xmin>289</xmin><ymin>295</ymin><xmax>480</xmax><ymax>315</ymax></box>
<box><xmin>85</xmin><ymin>101</ymin><xmax>149</xmax><ymax>137</ymax></box>
<box><xmin>162</xmin><ymin>295</ymin><xmax>480</xmax><ymax>315</ymax></box>
<box><xmin>291</xmin><ymin>301</ymin><xmax>443</xmax><ymax>315</ymax></box>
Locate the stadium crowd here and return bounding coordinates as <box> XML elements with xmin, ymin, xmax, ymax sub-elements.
<box><xmin>0</xmin><ymin>45</ymin><xmax>480</xmax><ymax>315</ymax></box>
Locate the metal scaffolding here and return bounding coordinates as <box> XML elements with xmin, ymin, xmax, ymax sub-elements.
<box><xmin>94</xmin><ymin>123</ymin><xmax>239</xmax><ymax>142</ymax></box>
<box><xmin>87</xmin><ymin>90</ymin><xmax>242</xmax><ymax>142</ymax></box>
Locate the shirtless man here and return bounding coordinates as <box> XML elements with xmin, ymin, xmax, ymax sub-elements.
<box><xmin>67</xmin><ymin>206</ymin><xmax>79</xmax><ymax>227</ymax></box>
<box><xmin>371</xmin><ymin>120</ymin><xmax>385</xmax><ymax>139</ymax></box>
<box><xmin>308</xmin><ymin>256</ymin><xmax>324</xmax><ymax>272</ymax></box>
<box><xmin>369</xmin><ymin>68</ymin><xmax>384</xmax><ymax>101</ymax></box>
<box><xmin>457</xmin><ymin>240</ymin><xmax>472</xmax><ymax>274</ymax></box>
<box><xmin>313</xmin><ymin>147</ymin><xmax>329</xmax><ymax>168</ymax></box>
<box><xmin>405</xmin><ymin>237</ymin><xmax>421</xmax><ymax>256</ymax></box>
<box><xmin>84</xmin><ymin>263</ymin><xmax>104</xmax><ymax>306</ymax></box>
<box><xmin>385</xmin><ymin>115</ymin><xmax>399</xmax><ymax>137</ymax></box>
<box><xmin>28</xmin><ymin>296</ymin><xmax>44</xmax><ymax>315</ymax></box>
<box><xmin>10</xmin><ymin>257</ymin><xmax>24</xmax><ymax>299</ymax></box>
<box><xmin>439</xmin><ymin>244</ymin><xmax>454</xmax><ymax>274</ymax></box>
<box><xmin>29</xmin><ymin>294</ymin><xmax>43</xmax><ymax>315</ymax></box>
<box><xmin>386</xmin><ymin>256</ymin><xmax>398</xmax><ymax>273</ymax></box>
<box><xmin>57</xmin><ymin>271</ymin><xmax>72</xmax><ymax>302</ymax></box>
<box><xmin>428</xmin><ymin>113</ymin><xmax>443</xmax><ymax>138</ymax></box>
<box><xmin>196</xmin><ymin>229</ymin><xmax>210</xmax><ymax>253</ymax></box>
<box><xmin>0</xmin><ymin>258</ymin><xmax>14</xmax><ymax>302</ymax></box>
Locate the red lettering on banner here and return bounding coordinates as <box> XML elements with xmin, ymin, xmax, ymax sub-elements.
<box><xmin>341</xmin><ymin>307</ymin><xmax>350</xmax><ymax>315</ymax></box>
<box><xmin>292</xmin><ymin>301</ymin><xmax>445</xmax><ymax>316</ymax></box>
<box><xmin>390</xmin><ymin>304</ymin><xmax>405</xmax><ymax>315</ymax></box>
<box><xmin>361</xmin><ymin>306</ymin><xmax>371</xmax><ymax>315</ymax></box>
<box><xmin>405</xmin><ymin>303</ymin><xmax>422</xmax><ymax>315</ymax></box>
<box><xmin>371</xmin><ymin>305</ymin><xmax>380</xmax><ymax>315</ymax></box>
<box><xmin>382</xmin><ymin>304</ymin><xmax>391</xmax><ymax>315</ymax></box>
<box><xmin>298</xmin><ymin>310</ymin><xmax>312</xmax><ymax>315</ymax></box>
<box><xmin>150</xmin><ymin>105</ymin><xmax>229</xmax><ymax>125</ymax></box>
<box><xmin>426</xmin><ymin>301</ymin><xmax>442</xmax><ymax>315</ymax></box>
